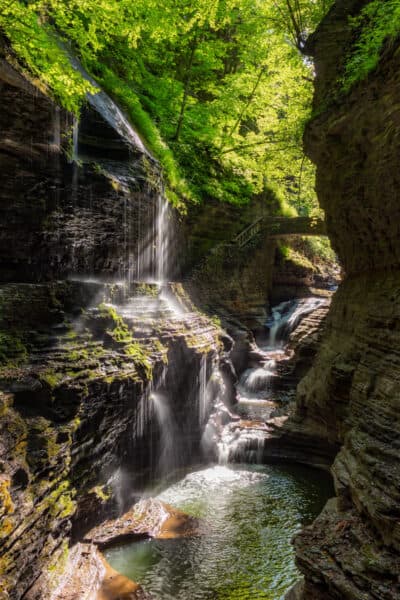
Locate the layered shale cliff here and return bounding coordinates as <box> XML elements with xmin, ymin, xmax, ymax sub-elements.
<box><xmin>290</xmin><ymin>2</ymin><xmax>400</xmax><ymax>597</ymax></box>
<box><xmin>0</xmin><ymin>52</ymin><xmax>232</xmax><ymax>599</ymax></box>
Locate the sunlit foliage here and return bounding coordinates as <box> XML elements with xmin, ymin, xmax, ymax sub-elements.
<box><xmin>344</xmin><ymin>0</ymin><xmax>400</xmax><ymax>90</ymax></box>
<box><xmin>0</xmin><ymin>0</ymin><xmax>332</xmax><ymax>210</ymax></box>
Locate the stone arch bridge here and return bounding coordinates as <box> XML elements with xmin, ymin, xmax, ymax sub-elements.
<box><xmin>233</xmin><ymin>216</ymin><xmax>326</xmax><ymax>248</ymax></box>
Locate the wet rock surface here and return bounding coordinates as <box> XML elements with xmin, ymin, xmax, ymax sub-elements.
<box><xmin>84</xmin><ymin>498</ymin><xmax>201</xmax><ymax>547</ymax></box>
<box><xmin>293</xmin><ymin>498</ymin><xmax>400</xmax><ymax>600</ymax></box>
<box><xmin>287</xmin><ymin>300</ymin><xmax>330</xmax><ymax>380</ymax></box>
<box><xmin>0</xmin><ymin>55</ymin><xmax>230</xmax><ymax>599</ymax></box>
<box><xmin>40</xmin><ymin>542</ymin><xmax>153</xmax><ymax>600</ymax></box>
<box><xmin>0</xmin><ymin>280</ymin><xmax>226</xmax><ymax>598</ymax></box>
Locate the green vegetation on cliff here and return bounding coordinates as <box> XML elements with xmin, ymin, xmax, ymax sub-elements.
<box><xmin>1</xmin><ymin>0</ymin><xmax>331</xmax><ymax>212</ymax></box>
<box><xmin>344</xmin><ymin>0</ymin><xmax>400</xmax><ymax>90</ymax></box>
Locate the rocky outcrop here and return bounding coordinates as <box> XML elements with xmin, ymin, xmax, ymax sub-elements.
<box><xmin>35</xmin><ymin>543</ymin><xmax>152</xmax><ymax>600</ymax></box>
<box><xmin>0</xmin><ymin>51</ymin><xmax>164</xmax><ymax>284</ymax></box>
<box><xmin>0</xmin><ymin>280</ymin><xmax>227</xmax><ymax>599</ymax></box>
<box><xmin>84</xmin><ymin>498</ymin><xmax>201</xmax><ymax>547</ymax></box>
<box><xmin>290</xmin><ymin>2</ymin><xmax>400</xmax><ymax>597</ymax></box>
<box><xmin>287</xmin><ymin>298</ymin><xmax>331</xmax><ymax>381</ymax></box>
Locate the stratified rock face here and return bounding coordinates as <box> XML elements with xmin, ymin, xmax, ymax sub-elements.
<box><xmin>0</xmin><ymin>56</ymin><xmax>163</xmax><ymax>283</ymax></box>
<box><xmin>305</xmin><ymin>0</ymin><xmax>400</xmax><ymax>276</ymax></box>
<box><xmin>187</xmin><ymin>237</ymin><xmax>276</xmax><ymax>331</ymax></box>
<box><xmin>291</xmin><ymin>2</ymin><xmax>400</xmax><ymax>598</ymax></box>
<box><xmin>0</xmin><ymin>281</ymin><xmax>227</xmax><ymax>600</ymax></box>
<box><xmin>0</xmin><ymin>56</ymin><xmax>231</xmax><ymax>599</ymax></box>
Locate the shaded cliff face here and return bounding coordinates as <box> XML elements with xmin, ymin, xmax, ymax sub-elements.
<box><xmin>0</xmin><ymin>56</ymin><xmax>231</xmax><ymax>599</ymax></box>
<box><xmin>0</xmin><ymin>56</ymin><xmax>168</xmax><ymax>284</ymax></box>
<box><xmin>291</xmin><ymin>3</ymin><xmax>400</xmax><ymax>598</ymax></box>
<box><xmin>305</xmin><ymin>0</ymin><xmax>399</xmax><ymax>276</ymax></box>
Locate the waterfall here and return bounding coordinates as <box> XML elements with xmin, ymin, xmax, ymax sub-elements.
<box><xmin>134</xmin><ymin>384</ymin><xmax>155</xmax><ymax>441</ymax></box>
<box><xmin>213</xmin><ymin>296</ymin><xmax>328</xmax><ymax>465</ymax></box>
<box><xmin>53</xmin><ymin>106</ymin><xmax>61</xmax><ymax>150</ymax></box>
<box><xmin>217</xmin><ymin>428</ymin><xmax>266</xmax><ymax>465</ymax></box>
<box><xmin>150</xmin><ymin>392</ymin><xmax>180</xmax><ymax>477</ymax></box>
<box><xmin>240</xmin><ymin>362</ymin><xmax>275</xmax><ymax>394</ymax></box>
<box><xmin>155</xmin><ymin>193</ymin><xmax>170</xmax><ymax>283</ymax></box>
<box><xmin>133</xmin><ymin>190</ymin><xmax>171</xmax><ymax>285</ymax></box>
<box><xmin>266</xmin><ymin>297</ymin><xmax>326</xmax><ymax>349</ymax></box>
<box><xmin>198</xmin><ymin>355</ymin><xmax>209</xmax><ymax>425</ymax></box>
<box><xmin>72</xmin><ymin>117</ymin><xmax>79</xmax><ymax>162</ymax></box>
<box><xmin>61</xmin><ymin>49</ymin><xmax>217</xmax><ymax>491</ymax></box>
<box><xmin>63</xmin><ymin>45</ymin><xmax>174</xmax><ymax>286</ymax></box>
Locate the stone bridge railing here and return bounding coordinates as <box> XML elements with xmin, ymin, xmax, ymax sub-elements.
<box><xmin>264</xmin><ymin>216</ymin><xmax>326</xmax><ymax>238</ymax></box>
<box><xmin>233</xmin><ymin>216</ymin><xmax>326</xmax><ymax>248</ymax></box>
<box><xmin>233</xmin><ymin>217</ymin><xmax>264</xmax><ymax>248</ymax></box>
<box><xmin>191</xmin><ymin>215</ymin><xmax>327</xmax><ymax>281</ymax></box>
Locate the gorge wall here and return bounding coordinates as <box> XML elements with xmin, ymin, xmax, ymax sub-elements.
<box><xmin>0</xmin><ymin>51</ymin><xmax>232</xmax><ymax>599</ymax></box>
<box><xmin>290</xmin><ymin>1</ymin><xmax>400</xmax><ymax>597</ymax></box>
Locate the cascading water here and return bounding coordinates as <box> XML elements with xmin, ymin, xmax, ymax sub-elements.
<box><xmin>53</xmin><ymin>106</ymin><xmax>61</xmax><ymax>150</ymax></box>
<box><xmin>216</xmin><ymin>297</ymin><xmax>328</xmax><ymax>465</ymax></box>
<box><xmin>130</xmin><ymin>185</ymin><xmax>172</xmax><ymax>285</ymax></box>
<box><xmin>150</xmin><ymin>392</ymin><xmax>181</xmax><ymax>477</ymax></box>
<box><xmin>155</xmin><ymin>193</ymin><xmax>170</xmax><ymax>283</ymax></box>
<box><xmin>266</xmin><ymin>297</ymin><xmax>326</xmax><ymax>349</ymax></box>
<box><xmin>59</xmin><ymin>50</ymin><xmax>332</xmax><ymax>600</ymax></box>
<box><xmin>64</xmin><ymin>46</ymin><xmax>173</xmax><ymax>286</ymax></box>
<box><xmin>197</xmin><ymin>355</ymin><xmax>209</xmax><ymax>425</ymax></box>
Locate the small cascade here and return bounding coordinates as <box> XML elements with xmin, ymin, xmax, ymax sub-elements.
<box><xmin>134</xmin><ymin>384</ymin><xmax>155</xmax><ymax>442</ymax></box>
<box><xmin>72</xmin><ymin>117</ymin><xmax>79</xmax><ymax>162</ymax></box>
<box><xmin>155</xmin><ymin>193</ymin><xmax>170</xmax><ymax>283</ymax></box>
<box><xmin>150</xmin><ymin>392</ymin><xmax>181</xmax><ymax>477</ymax></box>
<box><xmin>107</xmin><ymin>467</ymin><xmax>129</xmax><ymax>515</ymax></box>
<box><xmin>133</xmin><ymin>189</ymin><xmax>172</xmax><ymax>285</ymax></box>
<box><xmin>266</xmin><ymin>297</ymin><xmax>326</xmax><ymax>349</ymax></box>
<box><xmin>68</xmin><ymin>114</ymin><xmax>80</xmax><ymax>204</ymax></box>
<box><xmin>240</xmin><ymin>363</ymin><xmax>275</xmax><ymax>394</ymax></box>
<box><xmin>53</xmin><ymin>106</ymin><xmax>61</xmax><ymax>150</ymax></box>
<box><xmin>198</xmin><ymin>355</ymin><xmax>208</xmax><ymax>425</ymax></box>
<box><xmin>159</xmin><ymin>285</ymin><xmax>186</xmax><ymax>316</ymax></box>
<box><xmin>218</xmin><ymin>426</ymin><xmax>267</xmax><ymax>465</ymax></box>
<box><xmin>211</xmin><ymin>296</ymin><xmax>328</xmax><ymax>465</ymax></box>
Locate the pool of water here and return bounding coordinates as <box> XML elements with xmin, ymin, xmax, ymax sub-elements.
<box><xmin>105</xmin><ymin>463</ymin><xmax>332</xmax><ymax>600</ymax></box>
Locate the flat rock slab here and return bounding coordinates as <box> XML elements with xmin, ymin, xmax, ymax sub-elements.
<box><xmin>84</xmin><ymin>498</ymin><xmax>201</xmax><ymax>548</ymax></box>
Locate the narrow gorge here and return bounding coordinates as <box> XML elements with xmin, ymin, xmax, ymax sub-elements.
<box><xmin>0</xmin><ymin>1</ymin><xmax>399</xmax><ymax>599</ymax></box>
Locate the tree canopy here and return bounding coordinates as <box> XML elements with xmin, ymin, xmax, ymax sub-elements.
<box><xmin>1</xmin><ymin>0</ymin><xmax>333</xmax><ymax>211</ymax></box>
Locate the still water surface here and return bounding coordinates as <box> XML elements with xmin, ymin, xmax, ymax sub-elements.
<box><xmin>105</xmin><ymin>464</ymin><xmax>332</xmax><ymax>600</ymax></box>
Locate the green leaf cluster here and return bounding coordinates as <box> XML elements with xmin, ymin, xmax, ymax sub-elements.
<box><xmin>1</xmin><ymin>0</ymin><xmax>331</xmax><ymax>212</ymax></box>
<box><xmin>0</xmin><ymin>1</ymin><xmax>94</xmax><ymax>112</ymax></box>
<box><xmin>344</xmin><ymin>0</ymin><xmax>400</xmax><ymax>90</ymax></box>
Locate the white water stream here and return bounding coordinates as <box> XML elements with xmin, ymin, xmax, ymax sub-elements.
<box><xmin>216</xmin><ymin>297</ymin><xmax>327</xmax><ymax>464</ymax></box>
